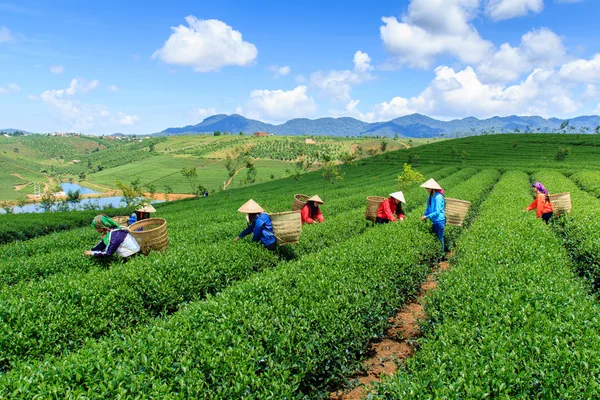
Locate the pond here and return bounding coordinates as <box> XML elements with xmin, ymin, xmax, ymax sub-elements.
<box><xmin>60</xmin><ymin>182</ymin><xmax>101</xmax><ymax>195</ymax></box>
<box><xmin>1</xmin><ymin>197</ymin><xmax>164</xmax><ymax>214</ymax></box>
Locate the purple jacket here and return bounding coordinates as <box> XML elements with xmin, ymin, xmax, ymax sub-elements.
<box><xmin>91</xmin><ymin>229</ymin><xmax>138</xmax><ymax>257</ymax></box>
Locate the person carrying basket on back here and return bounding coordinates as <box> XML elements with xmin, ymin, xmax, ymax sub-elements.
<box><xmin>525</xmin><ymin>182</ymin><xmax>554</xmax><ymax>224</ymax></box>
<box><xmin>376</xmin><ymin>192</ymin><xmax>406</xmax><ymax>224</ymax></box>
<box><xmin>420</xmin><ymin>178</ymin><xmax>446</xmax><ymax>260</ymax></box>
<box><xmin>234</xmin><ymin>199</ymin><xmax>277</xmax><ymax>251</ymax></box>
<box><xmin>84</xmin><ymin>214</ymin><xmax>140</xmax><ymax>258</ymax></box>
<box><xmin>301</xmin><ymin>195</ymin><xmax>325</xmax><ymax>224</ymax></box>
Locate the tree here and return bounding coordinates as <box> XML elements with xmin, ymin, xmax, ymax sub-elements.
<box><xmin>181</xmin><ymin>167</ymin><xmax>201</xmax><ymax>195</ymax></box>
<box><xmin>242</xmin><ymin>159</ymin><xmax>257</xmax><ymax>186</ymax></box>
<box><xmin>66</xmin><ymin>189</ymin><xmax>81</xmax><ymax>205</ymax></box>
<box><xmin>223</xmin><ymin>145</ymin><xmax>252</xmax><ymax>190</ymax></box>
<box><xmin>555</xmin><ymin>147</ymin><xmax>571</xmax><ymax>161</ymax></box>
<box><xmin>214</xmin><ymin>131</ymin><xmax>221</xmax><ymax>136</ymax></box>
<box><xmin>367</xmin><ymin>148</ymin><xmax>378</xmax><ymax>156</ymax></box>
<box><xmin>79</xmin><ymin>171</ymin><xmax>87</xmax><ymax>180</ymax></box>
<box><xmin>380</xmin><ymin>141</ymin><xmax>388</xmax><ymax>152</ymax></box>
<box><xmin>397</xmin><ymin>163</ymin><xmax>424</xmax><ymax>190</ymax></box>
<box><xmin>163</xmin><ymin>184</ymin><xmax>173</xmax><ymax>201</ymax></box>
<box><xmin>322</xmin><ymin>162</ymin><xmax>343</xmax><ymax>185</ymax></box>
<box><xmin>145</xmin><ymin>183</ymin><xmax>157</xmax><ymax>200</ymax></box>
<box><xmin>115</xmin><ymin>179</ymin><xmax>145</xmax><ymax>211</ymax></box>
<box><xmin>560</xmin><ymin>120</ymin><xmax>570</xmax><ymax>133</ymax></box>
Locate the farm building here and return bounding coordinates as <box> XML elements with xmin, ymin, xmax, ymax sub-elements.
<box><xmin>254</xmin><ymin>131</ymin><xmax>269</xmax><ymax>137</ymax></box>
<box><xmin>305</xmin><ymin>138</ymin><xmax>316</xmax><ymax>144</ymax></box>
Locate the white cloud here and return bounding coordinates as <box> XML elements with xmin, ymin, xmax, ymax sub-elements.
<box><xmin>0</xmin><ymin>83</ymin><xmax>21</xmax><ymax>94</ymax></box>
<box><xmin>118</xmin><ymin>114</ymin><xmax>140</xmax><ymax>126</ymax></box>
<box><xmin>310</xmin><ymin>50</ymin><xmax>374</xmax><ymax>103</ymax></box>
<box><xmin>380</xmin><ymin>0</ymin><xmax>493</xmax><ymax>69</ymax></box>
<box><xmin>37</xmin><ymin>78</ymin><xmax>137</xmax><ymax>132</ymax></box>
<box><xmin>108</xmin><ymin>85</ymin><xmax>120</xmax><ymax>92</ymax></box>
<box><xmin>0</xmin><ymin>26</ymin><xmax>15</xmax><ymax>43</ymax></box>
<box><xmin>485</xmin><ymin>0</ymin><xmax>544</xmax><ymax>21</ymax></box>
<box><xmin>345</xmin><ymin>65</ymin><xmax>579</xmax><ymax>122</ymax></box>
<box><xmin>595</xmin><ymin>104</ymin><xmax>600</xmax><ymax>114</ymax></box>
<box><xmin>559</xmin><ymin>54</ymin><xmax>600</xmax><ymax>83</ymax></box>
<box><xmin>477</xmin><ymin>28</ymin><xmax>566</xmax><ymax>83</ymax></box>
<box><xmin>189</xmin><ymin>107</ymin><xmax>217</xmax><ymax>123</ymax></box>
<box><xmin>556</xmin><ymin>0</ymin><xmax>583</xmax><ymax>3</ymax></box>
<box><xmin>50</xmin><ymin>65</ymin><xmax>64</xmax><ymax>74</ymax></box>
<box><xmin>244</xmin><ymin>85</ymin><xmax>317</xmax><ymax>122</ymax></box>
<box><xmin>268</xmin><ymin>65</ymin><xmax>291</xmax><ymax>78</ymax></box>
<box><xmin>152</xmin><ymin>16</ymin><xmax>258</xmax><ymax>72</ymax></box>
<box><xmin>353</xmin><ymin>51</ymin><xmax>374</xmax><ymax>73</ymax></box>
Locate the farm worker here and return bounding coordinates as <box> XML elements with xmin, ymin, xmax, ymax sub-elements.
<box><xmin>234</xmin><ymin>199</ymin><xmax>277</xmax><ymax>251</ymax></box>
<box><xmin>301</xmin><ymin>195</ymin><xmax>325</xmax><ymax>224</ymax></box>
<box><xmin>376</xmin><ymin>192</ymin><xmax>406</xmax><ymax>224</ymax></box>
<box><xmin>135</xmin><ymin>203</ymin><xmax>156</xmax><ymax>222</ymax></box>
<box><xmin>84</xmin><ymin>214</ymin><xmax>140</xmax><ymax>258</ymax></box>
<box><xmin>525</xmin><ymin>182</ymin><xmax>554</xmax><ymax>224</ymax></box>
<box><xmin>420</xmin><ymin>178</ymin><xmax>446</xmax><ymax>259</ymax></box>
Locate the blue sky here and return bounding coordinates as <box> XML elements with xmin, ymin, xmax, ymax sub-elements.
<box><xmin>0</xmin><ymin>0</ymin><xmax>599</xmax><ymax>134</ymax></box>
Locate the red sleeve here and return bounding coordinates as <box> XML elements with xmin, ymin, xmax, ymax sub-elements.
<box><xmin>526</xmin><ymin>198</ymin><xmax>537</xmax><ymax>212</ymax></box>
<box><xmin>316</xmin><ymin>208</ymin><xmax>324</xmax><ymax>223</ymax></box>
<box><xmin>382</xmin><ymin>199</ymin><xmax>397</xmax><ymax>222</ymax></box>
<box><xmin>301</xmin><ymin>205</ymin><xmax>314</xmax><ymax>224</ymax></box>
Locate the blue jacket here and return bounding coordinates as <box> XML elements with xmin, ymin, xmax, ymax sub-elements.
<box><xmin>424</xmin><ymin>192</ymin><xmax>446</xmax><ymax>223</ymax></box>
<box><xmin>238</xmin><ymin>213</ymin><xmax>277</xmax><ymax>247</ymax></box>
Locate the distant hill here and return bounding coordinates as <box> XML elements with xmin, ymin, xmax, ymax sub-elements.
<box><xmin>0</xmin><ymin>129</ymin><xmax>32</xmax><ymax>135</ymax></box>
<box><xmin>159</xmin><ymin>114</ymin><xmax>600</xmax><ymax>138</ymax></box>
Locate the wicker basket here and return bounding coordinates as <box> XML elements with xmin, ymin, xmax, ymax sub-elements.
<box><xmin>292</xmin><ymin>194</ymin><xmax>309</xmax><ymax>211</ymax></box>
<box><xmin>365</xmin><ymin>196</ymin><xmax>386</xmax><ymax>222</ymax></box>
<box><xmin>128</xmin><ymin>218</ymin><xmax>168</xmax><ymax>255</ymax></box>
<box><xmin>112</xmin><ymin>216</ymin><xmax>129</xmax><ymax>226</ymax></box>
<box><xmin>549</xmin><ymin>192</ymin><xmax>572</xmax><ymax>216</ymax></box>
<box><xmin>269</xmin><ymin>211</ymin><xmax>302</xmax><ymax>245</ymax></box>
<box><xmin>445</xmin><ymin>198</ymin><xmax>472</xmax><ymax>227</ymax></box>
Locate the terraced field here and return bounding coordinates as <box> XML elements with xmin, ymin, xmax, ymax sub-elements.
<box><xmin>2</xmin><ymin>134</ymin><xmax>600</xmax><ymax>398</ymax></box>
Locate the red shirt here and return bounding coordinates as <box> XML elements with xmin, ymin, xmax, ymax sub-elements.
<box><xmin>301</xmin><ymin>204</ymin><xmax>324</xmax><ymax>224</ymax></box>
<box><xmin>377</xmin><ymin>198</ymin><xmax>405</xmax><ymax>222</ymax></box>
<box><xmin>527</xmin><ymin>194</ymin><xmax>554</xmax><ymax>218</ymax></box>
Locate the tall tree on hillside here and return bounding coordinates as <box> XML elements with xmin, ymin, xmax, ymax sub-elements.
<box><xmin>560</xmin><ymin>120</ymin><xmax>570</xmax><ymax>134</ymax></box>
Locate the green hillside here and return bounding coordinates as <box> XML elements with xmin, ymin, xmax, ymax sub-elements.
<box><xmin>1</xmin><ymin>133</ymin><xmax>600</xmax><ymax>397</ymax></box>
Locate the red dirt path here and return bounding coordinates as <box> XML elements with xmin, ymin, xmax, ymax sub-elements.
<box><xmin>329</xmin><ymin>259</ymin><xmax>451</xmax><ymax>400</ymax></box>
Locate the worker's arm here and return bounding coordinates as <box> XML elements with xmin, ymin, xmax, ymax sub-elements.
<box><xmin>91</xmin><ymin>231</ymin><xmax>125</xmax><ymax>257</ymax></box>
<box><xmin>316</xmin><ymin>208</ymin><xmax>324</xmax><ymax>223</ymax></box>
<box><xmin>526</xmin><ymin>198</ymin><xmax>537</xmax><ymax>212</ymax></box>
<box><xmin>238</xmin><ymin>222</ymin><xmax>254</xmax><ymax>239</ymax></box>
<box><xmin>382</xmin><ymin>199</ymin><xmax>397</xmax><ymax>222</ymax></box>
<box><xmin>301</xmin><ymin>206</ymin><xmax>315</xmax><ymax>224</ymax></box>
<box><xmin>91</xmin><ymin>241</ymin><xmax>106</xmax><ymax>252</ymax></box>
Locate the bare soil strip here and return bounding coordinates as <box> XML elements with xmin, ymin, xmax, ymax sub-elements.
<box><xmin>329</xmin><ymin>259</ymin><xmax>451</xmax><ymax>400</ymax></box>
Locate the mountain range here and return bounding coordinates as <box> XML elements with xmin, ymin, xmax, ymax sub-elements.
<box><xmin>159</xmin><ymin>113</ymin><xmax>600</xmax><ymax>138</ymax></box>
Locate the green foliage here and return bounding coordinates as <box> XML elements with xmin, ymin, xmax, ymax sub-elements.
<box><xmin>555</xmin><ymin>146</ymin><xmax>571</xmax><ymax>161</ymax></box>
<box><xmin>396</xmin><ymin>163</ymin><xmax>424</xmax><ymax>190</ymax></box>
<box><xmin>322</xmin><ymin>162</ymin><xmax>344</xmax><ymax>184</ymax></box>
<box><xmin>375</xmin><ymin>171</ymin><xmax>600</xmax><ymax>398</ymax></box>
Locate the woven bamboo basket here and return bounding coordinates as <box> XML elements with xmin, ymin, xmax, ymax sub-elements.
<box><xmin>269</xmin><ymin>211</ymin><xmax>302</xmax><ymax>245</ymax></box>
<box><xmin>112</xmin><ymin>216</ymin><xmax>129</xmax><ymax>226</ymax></box>
<box><xmin>549</xmin><ymin>192</ymin><xmax>572</xmax><ymax>215</ymax></box>
<box><xmin>292</xmin><ymin>194</ymin><xmax>309</xmax><ymax>211</ymax></box>
<box><xmin>365</xmin><ymin>196</ymin><xmax>386</xmax><ymax>222</ymax></box>
<box><xmin>445</xmin><ymin>198</ymin><xmax>472</xmax><ymax>227</ymax></box>
<box><xmin>128</xmin><ymin>218</ymin><xmax>168</xmax><ymax>255</ymax></box>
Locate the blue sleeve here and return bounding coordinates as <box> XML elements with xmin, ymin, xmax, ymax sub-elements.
<box><xmin>252</xmin><ymin>219</ymin><xmax>264</xmax><ymax>242</ymax></box>
<box><xmin>239</xmin><ymin>222</ymin><xmax>254</xmax><ymax>238</ymax></box>
<box><xmin>91</xmin><ymin>241</ymin><xmax>106</xmax><ymax>252</ymax></box>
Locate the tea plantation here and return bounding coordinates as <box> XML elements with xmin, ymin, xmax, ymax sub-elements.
<box><xmin>1</xmin><ymin>134</ymin><xmax>600</xmax><ymax>398</ymax></box>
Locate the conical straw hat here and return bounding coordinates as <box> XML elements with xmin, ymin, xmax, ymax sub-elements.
<box><xmin>307</xmin><ymin>195</ymin><xmax>324</xmax><ymax>204</ymax></box>
<box><xmin>420</xmin><ymin>178</ymin><xmax>442</xmax><ymax>190</ymax></box>
<box><xmin>136</xmin><ymin>203</ymin><xmax>156</xmax><ymax>213</ymax></box>
<box><xmin>390</xmin><ymin>191</ymin><xmax>406</xmax><ymax>203</ymax></box>
<box><xmin>238</xmin><ymin>199</ymin><xmax>265</xmax><ymax>213</ymax></box>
